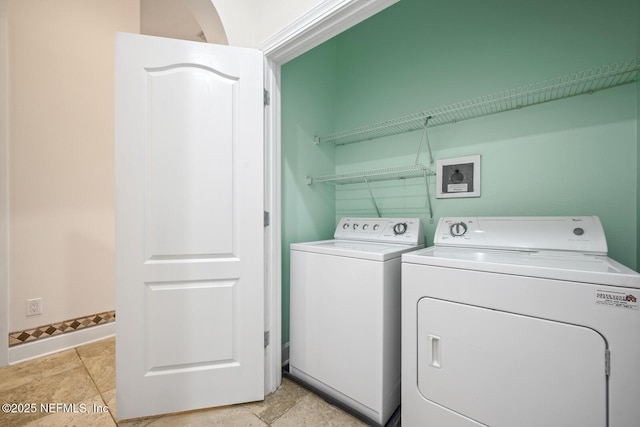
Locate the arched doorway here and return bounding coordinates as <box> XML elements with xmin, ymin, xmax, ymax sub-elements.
<box><xmin>141</xmin><ymin>0</ymin><xmax>228</xmax><ymax>45</ymax></box>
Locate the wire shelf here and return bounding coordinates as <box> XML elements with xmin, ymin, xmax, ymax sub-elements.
<box><xmin>316</xmin><ymin>57</ymin><xmax>640</xmax><ymax>146</ymax></box>
<box><xmin>307</xmin><ymin>163</ymin><xmax>434</xmax><ymax>185</ymax></box>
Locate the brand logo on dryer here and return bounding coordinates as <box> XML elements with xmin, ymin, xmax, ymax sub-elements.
<box><xmin>595</xmin><ymin>290</ymin><xmax>639</xmax><ymax>310</ymax></box>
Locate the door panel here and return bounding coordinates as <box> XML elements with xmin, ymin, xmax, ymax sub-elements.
<box><xmin>418</xmin><ymin>298</ymin><xmax>607</xmax><ymax>427</ymax></box>
<box><xmin>145</xmin><ymin>280</ymin><xmax>236</xmax><ymax>370</ymax></box>
<box><xmin>115</xmin><ymin>33</ymin><xmax>264</xmax><ymax>420</ymax></box>
<box><xmin>145</xmin><ymin>64</ymin><xmax>234</xmax><ymax>259</ymax></box>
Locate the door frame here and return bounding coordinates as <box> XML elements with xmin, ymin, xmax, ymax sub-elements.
<box><xmin>259</xmin><ymin>0</ymin><xmax>399</xmax><ymax>393</ymax></box>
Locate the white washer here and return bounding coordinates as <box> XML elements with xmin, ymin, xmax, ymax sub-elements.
<box><xmin>401</xmin><ymin>216</ymin><xmax>640</xmax><ymax>427</ymax></box>
<box><xmin>290</xmin><ymin>217</ymin><xmax>424</xmax><ymax>426</ymax></box>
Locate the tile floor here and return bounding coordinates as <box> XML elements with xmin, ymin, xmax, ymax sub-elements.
<box><xmin>0</xmin><ymin>337</ymin><xmax>368</xmax><ymax>426</ymax></box>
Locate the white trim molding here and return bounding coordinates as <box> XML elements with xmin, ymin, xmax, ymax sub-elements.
<box><xmin>262</xmin><ymin>56</ymin><xmax>283</xmax><ymax>395</ymax></box>
<box><xmin>259</xmin><ymin>0</ymin><xmax>399</xmax><ymax>393</ymax></box>
<box><xmin>259</xmin><ymin>0</ymin><xmax>399</xmax><ymax>63</ymax></box>
<box><xmin>8</xmin><ymin>322</ymin><xmax>115</xmax><ymax>365</ymax></box>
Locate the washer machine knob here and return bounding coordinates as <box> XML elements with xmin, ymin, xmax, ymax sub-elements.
<box><xmin>363</xmin><ymin>224</ymin><xmax>369</xmax><ymax>230</ymax></box>
<box><xmin>373</xmin><ymin>224</ymin><xmax>380</xmax><ymax>231</ymax></box>
<box><xmin>393</xmin><ymin>222</ymin><xmax>408</xmax><ymax>235</ymax></box>
<box><xmin>343</xmin><ymin>223</ymin><xmax>350</xmax><ymax>229</ymax></box>
<box><xmin>450</xmin><ymin>222</ymin><xmax>468</xmax><ymax>237</ymax></box>
<box><xmin>353</xmin><ymin>223</ymin><xmax>359</xmax><ymax>230</ymax></box>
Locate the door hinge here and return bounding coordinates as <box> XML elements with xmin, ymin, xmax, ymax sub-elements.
<box><xmin>264</xmin><ymin>331</ymin><xmax>270</xmax><ymax>348</ymax></box>
<box><xmin>263</xmin><ymin>89</ymin><xmax>270</xmax><ymax>106</ymax></box>
<box><xmin>605</xmin><ymin>349</ymin><xmax>610</xmax><ymax>377</ymax></box>
<box><xmin>264</xmin><ymin>211</ymin><xmax>270</xmax><ymax>227</ymax></box>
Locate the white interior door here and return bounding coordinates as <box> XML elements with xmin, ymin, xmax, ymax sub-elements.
<box><xmin>115</xmin><ymin>33</ymin><xmax>264</xmax><ymax>420</ymax></box>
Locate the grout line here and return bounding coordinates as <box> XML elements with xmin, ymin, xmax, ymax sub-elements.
<box><xmin>74</xmin><ymin>347</ymin><xmax>118</xmax><ymax>426</ymax></box>
<box><xmin>246</xmin><ymin>377</ymin><xmax>314</xmax><ymax>426</ymax></box>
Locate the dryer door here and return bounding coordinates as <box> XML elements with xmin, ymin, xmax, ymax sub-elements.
<box><xmin>417</xmin><ymin>298</ymin><xmax>607</xmax><ymax>427</ymax></box>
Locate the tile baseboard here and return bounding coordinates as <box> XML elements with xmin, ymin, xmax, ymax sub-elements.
<box><xmin>8</xmin><ymin>322</ymin><xmax>115</xmax><ymax>365</ymax></box>
<box><xmin>9</xmin><ymin>310</ymin><xmax>115</xmax><ymax>347</ymax></box>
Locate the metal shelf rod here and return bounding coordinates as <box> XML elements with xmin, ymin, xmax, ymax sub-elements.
<box><xmin>306</xmin><ymin>163</ymin><xmax>434</xmax><ymax>186</ymax></box>
<box><xmin>315</xmin><ymin>57</ymin><xmax>640</xmax><ymax>146</ymax></box>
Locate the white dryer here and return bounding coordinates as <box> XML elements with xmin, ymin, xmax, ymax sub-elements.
<box><xmin>401</xmin><ymin>216</ymin><xmax>640</xmax><ymax>427</ymax></box>
<box><xmin>290</xmin><ymin>217</ymin><xmax>424</xmax><ymax>426</ymax></box>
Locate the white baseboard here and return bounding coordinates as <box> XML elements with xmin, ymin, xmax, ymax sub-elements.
<box><xmin>8</xmin><ymin>322</ymin><xmax>116</xmax><ymax>365</ymax></box>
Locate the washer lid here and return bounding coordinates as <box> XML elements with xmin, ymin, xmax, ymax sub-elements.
<box><xmin>402</xmin><ymin>246</ymin><xmax>640</xmax><ymax>288</ymax></box>
<box><xmin>291</xmin><ymin>239</ymin><xmax>424</xmax><ymax>261</ymax></box>
<box><xmin>434</xmin><ymin>216</ymin><xmax>608</xmax><ymax>255</ymax></box>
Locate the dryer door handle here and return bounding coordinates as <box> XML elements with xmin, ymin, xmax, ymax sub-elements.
<box><xmin>427</xmin><ymin>334</ymin><xmax>442</xmax><ymax>369</ymax></box>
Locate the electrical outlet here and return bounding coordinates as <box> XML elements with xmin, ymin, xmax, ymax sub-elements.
<box><xmin>26</xmin><ymin>298</ymin><xmax>42</xmax><ymax>316</ymax></box>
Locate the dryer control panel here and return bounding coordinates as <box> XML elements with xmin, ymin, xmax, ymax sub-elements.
<box><xmin>335</xmin><ymin>217</ymin><xmax>424</xmax><ymax>245</ymax></box>
<box><xmin>434</xmin><ymin>216</ymin><xmax>608</xmax><ymax>255</ymax></box>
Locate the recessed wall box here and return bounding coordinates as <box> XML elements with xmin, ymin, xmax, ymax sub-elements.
<box><xmin>436</xmin><ymin>155</ymin><xmax>481</xmax><ymax>198</ymax></box>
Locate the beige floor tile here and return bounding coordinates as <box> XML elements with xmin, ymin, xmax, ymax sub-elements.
<box><xmin>271</xmin><ymin>393</ymin><xmax>368</xmax><ymax>427</ymax></box>
<box><xmin>1</xmin><ymin>339</ymin><xmax>368</xmax><ymax>427</ymax></box>
<box><xmin>76</xmin><ymin>337</ymin><xmax>116</xmax><ymax>394</ymax></box>
<box><xmin>0</xmin><ymin>349</ymin><xmax>82</xmax><ymax>394</ymax></box>
<box><xmin>101</xmin><ymin>389</ymin><xmax>116</xmax><ymax>418</ymax></box>
<box><xmin>22</xmin><ymin>393</ymin><xmax>116</xmax><ymax>427</ymax></box>
<box><xmin>244</xmin><ymin>377</ymin><xmax>310</xmax><ymax>424</ymax></box>
<box><xmin>0</xmin><ymin>364</ymin><xmax>103</xmax><ymax>426</ymax></box>
<box><xmin>118</xmin><ymin>404</ymin><xmax>267</xmax><ymax>427</ymax></box>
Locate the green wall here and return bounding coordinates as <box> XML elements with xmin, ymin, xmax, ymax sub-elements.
<box><xmin>281</xmin><ymin>40</ymin><xmax>337</xmax><ymax>344</ymax></box>
<box><xmin>281</xmin><ymin>0</ymin><xmax>639</xmax><ymax>344</ymax></box>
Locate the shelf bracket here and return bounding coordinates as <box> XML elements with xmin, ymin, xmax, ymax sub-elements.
<box><xmin>364</xmin><ymin>177</ymin><xmax>382</xmax><ymax>218</ymax></box>
<box><xmin>415</xmin><ymin>116</ymin><xmax>434</xmax><ymax>165</ymax></box>
<box><xmin>423</xmin><ymin>169</ymin><xmax>434</xmax><ymax>223</ymax></box>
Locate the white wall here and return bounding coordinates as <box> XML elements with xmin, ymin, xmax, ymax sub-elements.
<box><xmin>211</xmin><ymin>0</ymin><xmax>324</xmax><ymax>47</ymax></box>
<box><xmin>255</xmin><ymin>0</ymin><xmax>326</xmax><ymax>45</ymax></box>
<box><xmin>4</xmin><ymin>0</ymin><xmax>139</xmax><ymax>332</ymax></box>
<box><xmin>0</xmin><ymin>16</ymin><xmax>9</xmax><ymax>366</ymax></box>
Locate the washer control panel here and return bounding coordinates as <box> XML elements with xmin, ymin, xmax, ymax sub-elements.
<box><xmin>335</xmin><ymin>217</ymin><xmax>424</xmax><ymax>245</ymax></box>
<box><xmin>434</xmin><ymin>216</ymin><xmax>608</xmax><ymax>254</ymax></box>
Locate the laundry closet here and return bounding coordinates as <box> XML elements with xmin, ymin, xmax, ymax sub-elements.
<box><xmin>280</xmin><ymin>0</ymin><xmax>639</xmax><ymax>347</ymax></box>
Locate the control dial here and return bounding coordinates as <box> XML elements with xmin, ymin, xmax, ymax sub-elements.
<box><xmin>449</xmin><ymin>222</ymin><xmax>468</xmax><ymax>237</ymax></box>
<box><xmin>393</xmin><ymin>222</ymin><xmax>408</xmax><ymax>235</ymax></box>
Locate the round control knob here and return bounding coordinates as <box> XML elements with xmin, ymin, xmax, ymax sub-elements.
<box><xmin>393</xmin><ymin>222</ymin><xmax>408</xmax><ymax>235</ymax></box>
<box><xmin>353</xmin><ymin>223</ymin><xmax>359</xmax><ymax>230</ymax></box>
<box><xmin>373</xmin><ymin>224</ymin><xmax>379</xmax><ymax>230</ymax></box>
<box><xmin>449</xmin><ymin>222</ymin><xmax>468</xmax><ymax>237</ymax></box>
<box><xmin>363</xmin><ymin>224</ymin><xmax>369</xmax><ymax>230</ymax></box>
<box><xmin>342</xmin><ymin>223</ymin><xmax>350</xmax><ymax>229</ymax></box>
<box><xmin>573</xmin><ymin>227</ymin><xmax>584</xmax><ymax>236</ymax></box>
